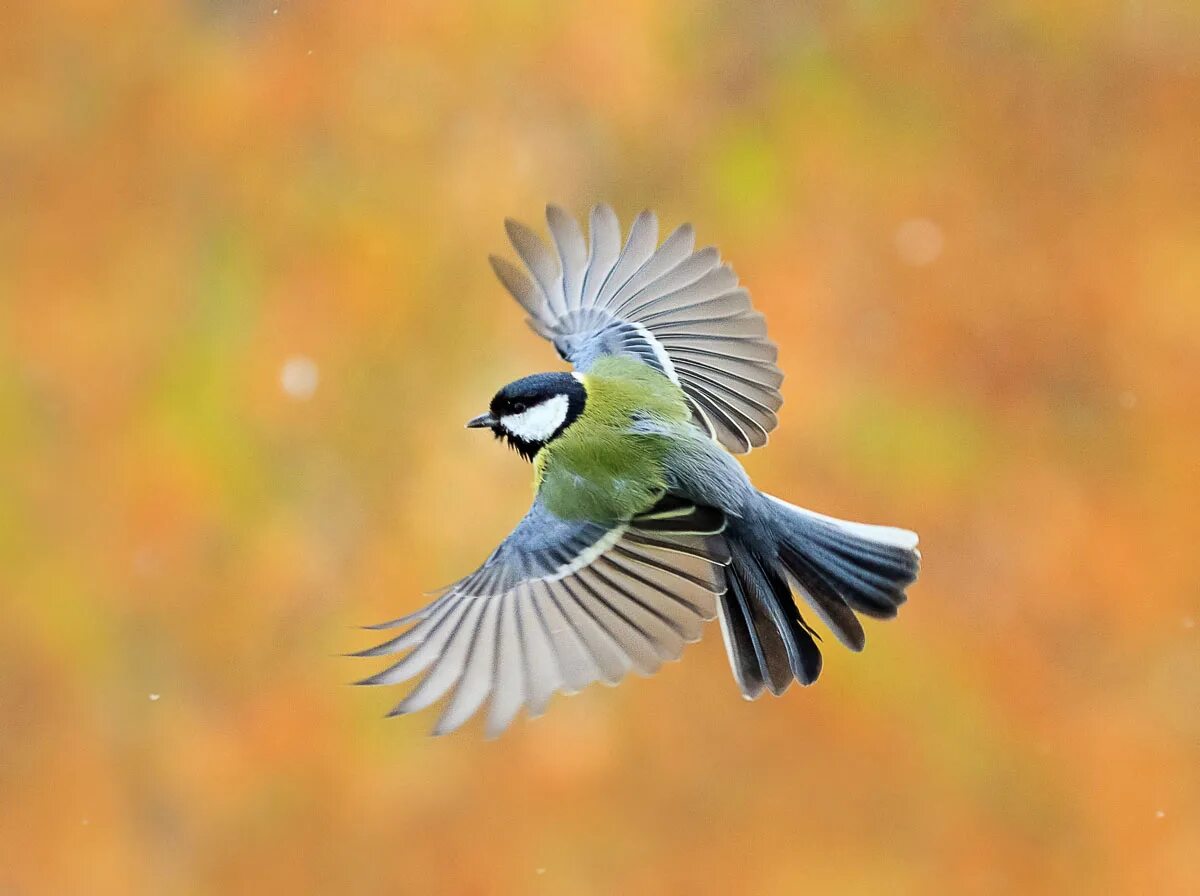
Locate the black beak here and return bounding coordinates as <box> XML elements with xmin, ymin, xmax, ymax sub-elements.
<box><xmin>465</xmin><ymin>412</ymin><xmax>497</xmax><ymax>429</ymax></box>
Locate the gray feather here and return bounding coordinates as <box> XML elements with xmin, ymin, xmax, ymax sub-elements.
<box><xmin>598</xmin><ymin>209</ymin><xmax>659</xmax><ymax>305</ymax></box>
<box><xmin>546</xmin><ymin>204</ymin><xmax>588</xmax><ymax>311</ymax></box>
<box><xmin>505</xmin><ymin>218</ymin><xmax>566</xmax><ymax>317</ymax></box>
<box><xmin>582</xmin><ymin>204</ymin><xmax>622</xmax><ymax>307</ymax></box>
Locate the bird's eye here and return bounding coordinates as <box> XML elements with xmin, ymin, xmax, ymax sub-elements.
<box><xmin>512</xmin><ymin>402</ymin><xmax>526</xmax><ymax>413</ymax></box>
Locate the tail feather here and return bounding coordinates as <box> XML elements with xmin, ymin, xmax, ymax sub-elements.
<box><xmin>776</xmin><ymin>540</ymin><xmax>867</xmax><ymax>650</ymax></box>
<box><xmin>716</xmin><ymin>493</ymin><xmax>919</xmax><ymax>698</ymax></box>
<box><xmin>718</xmin><ymin>566</ymin><xmax>782</xmax><ymax>698</ymax></box>
<box><xmin>802</xmin><ymin>537</ymin><xmax>909</xmax><ymax>619</ymax></box>
<box><xmin>715</xmin><ymin>585</ymin><xmax>767</xmax><ymax>698</ymax></box>
<box><xmin>719</xmin><ymin>539</ymin><xmax>823</xmax><ymax>698</ymax></box>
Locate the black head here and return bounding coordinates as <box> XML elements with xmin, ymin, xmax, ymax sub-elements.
<box><xmin>465</xmin><ymin>372</ymin><xmax>587</xmax><ymax>461</ymax></box>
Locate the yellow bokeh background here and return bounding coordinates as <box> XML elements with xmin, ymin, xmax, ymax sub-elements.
<box><xmin>3</xmin><ymin>1</ymin><xmax>1199</xmax><ymax>893</ymax></box>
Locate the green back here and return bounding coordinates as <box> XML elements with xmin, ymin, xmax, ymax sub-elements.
<box><xmin>535</xmin><ymin>357</ymin><xmax>691</xmax><ymax>521</ymax></box>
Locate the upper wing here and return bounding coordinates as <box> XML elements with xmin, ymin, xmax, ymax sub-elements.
<box><xmin>355</xmin><ymin>496</ymin><xmax>730</xmax><ymax>737</ymax></box>
<box><xmin>490</xmin><ymin>204</ymin><xmax>784</xmax><ymax>454</ymax></box>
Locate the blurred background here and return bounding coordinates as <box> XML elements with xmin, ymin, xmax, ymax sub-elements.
<box><xmin>3</xmin><ymin>1</ymin><xmax>1199</xmax><ymax>893</ymax></box>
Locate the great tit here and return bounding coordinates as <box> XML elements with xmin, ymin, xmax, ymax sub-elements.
<box><xmin>356</xmin><ymin>204</ymin><xmax>920</xmax><ymax>736</ymax></box>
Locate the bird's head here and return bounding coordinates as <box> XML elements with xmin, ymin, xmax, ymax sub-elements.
<box><xmin>466</xmin><ymin>372</ymin><xmax>587</xmax><ymax>461</ymax></box>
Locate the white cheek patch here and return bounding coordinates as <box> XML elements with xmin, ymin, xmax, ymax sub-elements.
<box><xmin>501</xmin><ymin>394</ymin><xmax>570</xmax><ymax>443</ymax></box>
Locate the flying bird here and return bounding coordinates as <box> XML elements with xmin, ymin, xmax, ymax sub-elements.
<box><xmin>356</xmin><ymin>205</ymin><xmax>920</xmax><ymax>736</ymax></box>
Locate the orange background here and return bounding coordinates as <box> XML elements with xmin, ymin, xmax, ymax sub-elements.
<box><xmin>3</xmin><ymin>2</ymin><xmax>1199</xmax><ymax>893</ymax></box>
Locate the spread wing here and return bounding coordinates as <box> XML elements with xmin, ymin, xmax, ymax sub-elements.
<box><xmin>355</xmin><ymin>496</ymin><xmax>730</xmax><ymax>737</ymax></box>
<box><xmin>490</xmin><ymin>204</ymin><xmax>784</xmax><ymax>454</ymax></box>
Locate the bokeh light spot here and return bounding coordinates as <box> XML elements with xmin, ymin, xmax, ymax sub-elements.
<box><xmin>280</xmin><ymin>355</ymin><xmax>320</xmax><ymax>400</ymax></box>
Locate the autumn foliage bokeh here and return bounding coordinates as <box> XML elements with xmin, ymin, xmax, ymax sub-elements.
<box><xmin>2</xmin><ymin>1</ymin><xmax>1199</xmax><ymax>893</ymax></box>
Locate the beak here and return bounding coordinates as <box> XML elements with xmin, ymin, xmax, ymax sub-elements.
<box><xmin>465</xmin><ymin>412</ymin><xmax>497</xmax><ymax>430</ymax></box>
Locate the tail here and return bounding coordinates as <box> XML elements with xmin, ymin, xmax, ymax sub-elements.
<box><xmin>716</xmin><ymin>493</ymin><xmax>920</xmax><ymax>698</ymax></box>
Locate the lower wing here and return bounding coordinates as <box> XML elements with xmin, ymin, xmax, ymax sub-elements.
<box><xmin>354</xmin><ymin>495</ymin><xmax>730</xmax><ymax>737</ymax></box>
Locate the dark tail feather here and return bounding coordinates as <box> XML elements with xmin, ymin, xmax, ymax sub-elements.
<box><xmin>717</xmin><ymin>539</ymin><xmax>823</xmax><ymax>698</ymax></box>
<box><xmin>767</xmin><ymin>495</ymin><xmax>919</xmax><ymax>630</ymax></box>
<box><xmin>716</xmin><ymin>495</ymin><xmax>919</xmax><ymax>698</ymax></box>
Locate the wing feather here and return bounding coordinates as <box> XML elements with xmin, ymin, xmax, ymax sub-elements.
<box><xmin>572</xmin><ymin>567</ymin><xmax>665</xmax><ymax>675</ymax></box>
<box><xmin>608</xmin><ymin>227</ymin><xmax>700</xmax><ymax>312</ymax></box>
<box><xmin>619</xmin><ymin>261</ymin><xmax>734</xmax><ymax>319</ymax></box>
<box><xmin>533</xmin><ymin>581</ymin><xmax>601</xmax><ymax>692</ymax></box>
<box><xmin>388</xmin><ymin>599</ymin><xmax>485</xmax><ymax>716</ymax></box>
<box><xmin>486</xmin><ymin>592</ymin><xmax>526</xmax><ymax>737</ymax></box>
<box><xmin>518</xmin><ymin>584</ymin><xmax>564</xmax><ymax>717</ymax></box>
<box><xmin>614</xmin><ymin>223</ymin><xmax>695</xmax><ymax>299</ymax></box>
<box><xmin>683</xmin><ymin>376</ymin><xmax>773</xmax><ymax>448</ymax></box>
<box><xmin>653</xmin><ymin>311</ymin><xmax>769</xmax><ymax>340</ymax></box>
<box><xmin>597</xmin><ymin>209</ymin><xmax>658</xmax><ymax>305</ymax></box>
<box><xmin>552</xmin><ymin>577</ymin><xmax>631</xmax><ymax>684</ymax></box>
<box><xmin>504</xmin><ymin>219</ymin><xmax>567</xmax><ymax>318</ymax></box>
<box><xmin>682</xmin><ymin>363</ymin><xmax>783</xmax><ymax>414</ymax></box>
<box><xmin>357</xmin><ymin>599</ymin><xmax>471</xmax><ymax>687</ymax></box>
<box><xmin>672</xmin><ymin>353</ymin><xmax>784</xmax><ymax>390</ymax></box>
<box><xmin>488</xmin><ymin>255</ymin><xmax>547</xmax><ymax>325</ymax></box>
<box><xmin>546</xmin><ymin>205</ymin><xmax>588</xmax><ymax>311</ymax></box>
<box><xmin>605</xmin><ymin>552</ymin><xmax>717</xmax><ymax>626</ymax></box>
<box><xmin>660</xmin><ymin>336</ymin><xmax>779</xmax><ymax>364</ymax></box>
<box><xmin>639</xmin><ymin>290</ymin><xmax>753</xmax><ymax>326</ymax></box>
<box><xmin>581</xmin><ymin>203</ymin><xmax>622</xmax><ymax>306</ymax></box>
<box><xmin>432</xmin><ymin>597</ymin><xmax>500</xmax><ymax>735</ymax></box>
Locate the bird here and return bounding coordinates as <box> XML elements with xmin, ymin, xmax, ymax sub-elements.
<box><xmin>355</xmin><ymin>204</ymin><xmax>920</xmax><ymax>737</ymax></box>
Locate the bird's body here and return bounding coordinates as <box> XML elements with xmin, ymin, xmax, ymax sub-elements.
<box><xmin>358</xmin><ymin>205</ymin><xmax>921</xmax><ymax>736</ymax></box>
<box><xmin>548</xmin><ymin>356</ymin><xmax>761</xmax><ymax>522</ymax></box>
<box><xmin>535</xmin><ymin>356</ymin><xmax>690</xmax><ymax>521</ymax></box>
